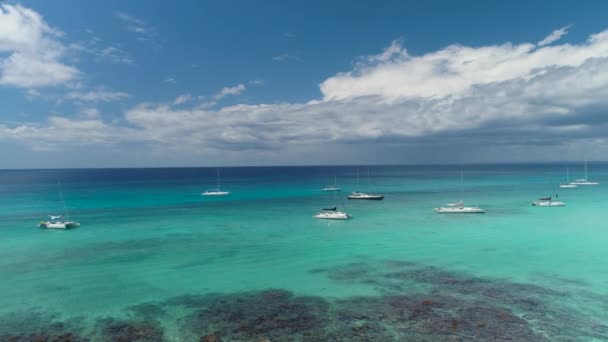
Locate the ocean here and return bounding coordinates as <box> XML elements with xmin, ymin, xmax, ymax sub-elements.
<box><xmin>0</xmin><ymin>164</ymin><xmax>607</xmax><ymax>341</ymax></box>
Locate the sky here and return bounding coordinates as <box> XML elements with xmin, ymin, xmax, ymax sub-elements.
<box><xmin>1</xmin><ymin>0</ymin><xmax>608</xmax><ymax>168</ymax></box>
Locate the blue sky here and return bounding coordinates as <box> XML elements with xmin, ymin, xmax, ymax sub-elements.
<box><xmin>1</xmin><ymin>0</ymin><xmax>608</xmax><ymax>168</ymax></box>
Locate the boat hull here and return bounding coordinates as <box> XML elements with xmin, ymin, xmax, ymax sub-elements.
<box><xmin>532</xmin><ymin>201</ymin><xmax>566</xmax><ymax>207</ymax></box>
<box><xmin>314</xmin><ymin>212</ymin><xmax>351</xmax><ymax>220</ymax></box>
<box><xmin>347</xmin><ymin>194</ymin><xmax>384</xmax><ymax>200</ymax></box>
<box><xmin>434</xmin><ymin>207</ymin><xmax>485</xmax><ymax>213</ymax></box>
<box><xmin>40</xmin><ymin>221</ymin><xmax>80</xmax><ymax>229</ymax></box>
<box><xmin>201</xmin><ymin>191</ymin><xmax>231</xmax><ymax>196</ymax></box>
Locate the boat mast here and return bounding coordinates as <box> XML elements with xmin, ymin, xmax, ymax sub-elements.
<box><xmin>217</xmin><ymin>168</ymin><xmax>220</xmax><ymax>190</ymax></box>
<box><xmin>584</xmin><ymin>159</ymin><xmax>588</xmax><ymax>180</ymax></box>
<box><xmin>460</xmin><ymin>170</ymin><xmax>464</xmax><ymax>203</ymax></box>
<box><xmin>356</xmin><ymin>169</ymin><xmax>360</xmax><ymax>191</ymax></box>
<box><xmin>58</xmin><ymin>181</ymin><xmax>69</xmax><ymax>219</ymax></box>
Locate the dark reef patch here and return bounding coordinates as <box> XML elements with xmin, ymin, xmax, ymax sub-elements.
<box><xmin>3</xmin><ymin>260</ymin><xmax>608</xmax><ymax>341</ymax></box>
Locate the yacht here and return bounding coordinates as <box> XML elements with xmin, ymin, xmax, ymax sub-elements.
<box><xmin>40</xmin><ymin>183</ymin><xmax>80</xmax><ymax>229</ymax></box>
<box><xmin>559</xmin><ymin>168</ymin><xmax>577</xmax><ymax>188</ymax></box>
<box><xmin>434</xmin><ymin>171</ymin><xmax>485</xmax><ymax>214</ymax></box>
<box><xmin>347</xmin><ymin>169</ymin><xmax>384</xmax><ymax>200</ymax></box>
<box><xmin>40</xmin><ymin>216</ymin><xmax>80</xmax><ymax>229</ymax></box>
<box><xmin>532</xmin><ymin>197</ymin><xmax>566</xmax><ymax>207</ymax></box>
<box><xmin>569</xmin><ymin>160</ymin><xmax>599</xmax><ymax>186</ymax></box>
<box><xmin>314</xmin><ymin>207</ymin><xmax>351</xmax><ymax>220</ymax></box>
<box><xmin>202</xmin><ymin>168</ymin><xmax>231</xmax><ymax>196</ymax></box>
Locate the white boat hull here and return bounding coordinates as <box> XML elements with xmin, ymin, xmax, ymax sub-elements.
<box><xmin>532</xmin><ymin>201</ymin><xmax>566</xmax><ymax>207</ymax></box>
<box><xmin>314</xmin><ymin>211</ymin><xmax>351</xmax><ymax>220</ymax></box>
<box><xmin>347</xmin><ymin>192</ymin><xmax>384</xmax><ymax>200</ymax></box>
<box><xmin>559</xmin><ymin>184</ymin><xmax>577</xmax><ymax>188</ymax></box>
<box><xmin>201</xmin><ymin>191</ymin><xmax>231</xmax><ymax>196</ymax></box>
<box><xmin>40</xmin><ymin>221</ymin><xmax>80</xmax><ymax>229</ymax></box>
<box><xmin>569</xmin><ymin>181</ymin><xmax>599</xmax><ymax>186</ymax></box>
<box><xmin>322</xmin><ymin>187</ymin><xmax>340</xmax><ymax>191</ymax></box>
<box><xmin>434</xmin><ymin>207</ymin><xmax>485</xmax><ymax>213</ymax></box>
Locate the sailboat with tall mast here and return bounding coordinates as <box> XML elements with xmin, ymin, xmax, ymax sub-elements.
<box><xmin>569</xmin><ymin>159</ymin><xmax>599</xmax><ymax>186</ymax></box>
<box><xmin>559</xmin><ymin>168</ymin><xmax>577</xmax><ymax>188</ymax></box>
<box><xmin>347</xmin><ymin>169</ymin><xmax>384</xmax><ymax>200</ymax></box>
<box><xmin>202</xmin><ymin>168</ymin><xmax>231</xmax><ymax>196</ymax></box>
<box><xmin>434</xmin><ymin>171</ymin><xmax>485</xmax><ymax>213</ymax></box>
<box><xmin>39</xmin><ymin>182</ymin><xmax>80</xmax><ymax>229</ymax></box>
<box><xmin>322</xmin><ymin>176</ymin><xmax>341</xmax><ymax>191</ymax></box>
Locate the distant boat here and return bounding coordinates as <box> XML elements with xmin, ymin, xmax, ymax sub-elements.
<box><xmin>202</xmin><ymin>168</ymin><xmax>231</xmax><ymax>196</ymax></box>
<box><xmin>434</xmin><ymin>171</ymin><xmax>485</xmax><ymax>213</ymax></box>
<box><xmin>569</xmin><ymin>159</ymin><xmax>599</xmax><ymax>186</ymax></box>
<box><xmin>322</xmin><ymin>176</ymin><xmax>341</xmax><ymax>191</ymax></box>
<box><xmin>559</xmin><ymin>168</ymin><xmax>577</xmax><ymax>188</ymax></box>
<box><xmin>532</xmin><ymin>197</ymin><xmax>566</xmax><ymax>207</ymax></box>
<box><xmin>40</xmin><ymin>183</ymin><xmax>80</xmax><ymax>229</ymax></box>
<box><xmin>315</xmin><ymin>184</ymin><xmax>351</xmax><ymax>220</ymax></box>
<box><xmin>347</xmin><ymin>169</ymin><xmax>384</xmax><ymax>200</ymax></box>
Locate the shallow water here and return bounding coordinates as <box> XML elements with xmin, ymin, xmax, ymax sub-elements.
<box><xmin>0</xmin><ymin>164</ymin><xmax>607</xmax><ymax>341</ymax></box>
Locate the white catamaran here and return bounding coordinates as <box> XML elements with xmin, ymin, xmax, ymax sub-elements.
<box><xmin>347</xmin><ymin>169</ymin><xmax>384</xmax><ymax>200</ymax></box>
<box><xmin>569</xmin><ymin>160</ymin><xmax>599</xmax><ymax>186</ymax></box>
<box><xmin>559</xmin><ymin>168</ymin><xmax>577</xmax><ymax>188</ymax></box>
<box><xmin>202</xmin><ymin>168</ymin><xmax>231</xmax><ymax>196</ymax></box>
<box><xmin>434</xmin><ymin>171</ymin><xmax>485</xmax><ymax>213</ymax></box>
<box><xmin>40</xmin><ymin>183</ymin><xmax>80</xmax><ymax>229</ymax></box>
<box><xmin>315</xmin><ymin>184</ymin><xmax>351</xmax><ymax>220</ymax></box>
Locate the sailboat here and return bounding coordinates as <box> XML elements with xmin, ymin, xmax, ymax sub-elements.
<box><xmin>569</xmin><ymin>160</ymin><xmax>599</xmax><ymax>185</ymax></box>
<box><xmin>434</xmin><ymin>171</ymin><xmax>485</xmax><ymax>213</ymax></box>
<box><xmin>39</xmin><ymin>182</ymin><xmax>80</xmax><ymax>229</ymax></box>
<box><xmin>347</xmin><ymin>169</ymin><xmax>384</xmax><ymax>200</ymax></box>
<box><xmin>559</xmin><ymin>168</ymin><xmax>577</xmax><ymax>188</ymax></box>
<box><xmin>322</xmin><ymin>176</ymin><xmax>341</xmax><ymax>191</ymax></box>
<box><xmin>315</xmin><ymin>184</ymin><xmax>351</xmax><ymax>220</ymax></box>
<box><xmin>202</xmin><ymin>168</ymin><xmax>231</xmax><ymax>196</ymax></box>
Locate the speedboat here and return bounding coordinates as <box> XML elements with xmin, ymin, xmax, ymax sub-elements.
<box><xmin>314</xmin><ymin>207</ymin><xmax>351</xmax><ymax>220</ymax></box>
<box><xmin>347</xmin><ymin>192</ymin><xmax>384</xmax><ymax>200</ymax></box>
<box><xmin>434</xmin><ymin>201</ymin><xmax>485</xmax><ymax>213</ymax></box>
<box><xmin>39</xmin><ymin>216</ymin><xmax>80</xmax><ymax>229</ymax></box>
<box><xmin>532</xmin><ymin>197</ymin><xmax>566</xmax><ymax>207</ymax></box>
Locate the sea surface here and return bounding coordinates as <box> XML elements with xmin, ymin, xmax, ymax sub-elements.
<box><xmin>0</xmin><ymin>164</ymin><xmax>607</xmax><ymax>341</ymax></box>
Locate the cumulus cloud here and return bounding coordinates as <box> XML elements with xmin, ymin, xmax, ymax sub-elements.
<box><xmin>3</xmin><ymin>27</ymin><xmax>608</xmax><ymax>162</ymax></box>
<box><xmin>214</xmin><ymin>83</ymin><xmax>246</xmax><ymax>99</ymax></box>
<box><xmin>0</xmin><ymin>4</ymin><xmax>78</xmax><ymax>88</ymax></box>
<box><xmin>173</xmin><ymin>93</ymin><xmax>193</xmax><ymax>105</ymax></box>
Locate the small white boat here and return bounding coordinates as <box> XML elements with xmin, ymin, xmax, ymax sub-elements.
<box><xmin>347</xmin><ymin>192</ymin><xmax>384</xmax><ymax>200</ymax></box>
<box><xmin>202</xmin><ymin>168</ymin><xmax>231</xmax><ymax>196</ymax></box>
<box><xmin>559</xmin><ymin>168</ymin><xmax>577</xmax><ymax>188</ymax></box>
<box><xmin>532</xmin><ymin>197</ymin><xmax>566</xmax><ymax>207</ymax></box>
<box><xmin>314</xmin><ymin>209</ymin><xmax>351</xmax><ymax>220</ymax></box>
<box><xmin>434</xmin><ymin>200</ymin><xmax>485</xmax><ymax>213</ymax></box>
<box><xmin>40</xmin><ymin>216</ymin><xmax>80</xmax><ymax>229</ymax></box>
<box><xmin>434</xmin><ymin>172</ymin><xmax>485</xmax><ymax>214</ymax></box>
<box><xmin>569</xmin><ymin>160</ymin><xmax>599</xmax><ymax>186</ymax></box>
<box><xmin>322</xmin><ymin>176</ymin><xmax>341</xmax><ymax>191</ymax></box>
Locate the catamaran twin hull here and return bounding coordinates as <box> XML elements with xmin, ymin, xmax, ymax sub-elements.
<box><xmin>40</xmin><ymin>221</ymin><xmax>80</xmax><ymax>229</ymax></box>
<box><xmin>532</xmin><ymin>201</ymin><xmax>566</xmax><ymax>207</ymax></box>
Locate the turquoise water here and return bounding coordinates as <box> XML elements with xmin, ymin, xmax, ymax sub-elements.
<box><xmin>0</xmin><ymin>164</ymin><xmax>607</xmax><ymax>341</ymax></box>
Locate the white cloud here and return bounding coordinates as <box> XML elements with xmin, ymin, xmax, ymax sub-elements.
<box><xmin>173</xmin><ymin>94</ymin><xmax>193</xmax><ymax>105</ymax></box>
<box><xmin>4</xmin><ymin>27</ymin><xmax>608</xmax><ymax>162</ymax></box>
<box><xmin>66</xmin><ymin>89</ymin><xmax>130</xmax><ymax>102</ymax></box>
<box><xmin>164</xmin><ymin>77</ymin><xmax>176</xmax><ymax>84</ymax></box>
<box><xmin>0</xmin><ymin>4</ymin><xmax>78</xmax><ymax>88</ymax></box>
<box><xmin>538</xmin><ymin>25</ymin><xmax>571</xmax><ymax>47</ymax></box>
<box><xmin>214</xmin><ymin>83</ymin><xmax>246</xmax><ymax>99</ymax></box>
<box><xmin>272</xmin><ymin>53</ymin><xmax>298</xmax><ymax>62</ymax></box>
<box><xmin>115</xmin><ymin>11</ymin><xmax>156</xmax><ymax>41</ymax></box>
<box><xmin>80</xmin><ymin>107</ymin><xmax>100</xmax><ymax>118</ymax></box>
